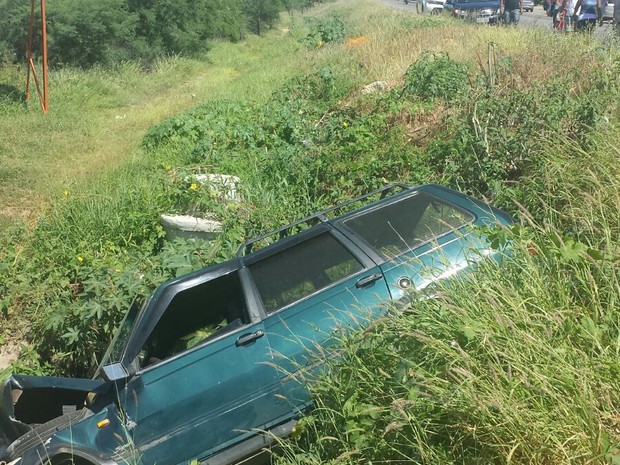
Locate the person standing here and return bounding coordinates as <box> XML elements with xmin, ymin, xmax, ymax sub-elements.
<box><xmin>500</xmin><ymin>0</ymin><xmax>524</xmax><ymax>24</ymax></box>
<box><xmin>554</xmin><ymin>0</ymin><xmax>577</xmax><ymax>30</ymax></box>
<box><xmin>573</xmin><ymin>0</ymin><xmax>603</xmax><ymax>31</ymax></box>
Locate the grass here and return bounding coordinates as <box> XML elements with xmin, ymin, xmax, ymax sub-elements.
<box><xmin>0</xmin><ymin>0</ymin><xmax>619</xmax><ymax>462</ymax></box>
<box><xmin>272</xmin><ymin>136</ymin><xmax>620</xmax><ymax>464</ymax></box>
<box><xmin>268</xmin><ymin>70</ymin><xmax>620</xmax><ymax>462</ymax></box>
<box><xmin>0</xmin><ymin>22</ymin><xmax>316</xmax><ymax>230</ymax></box>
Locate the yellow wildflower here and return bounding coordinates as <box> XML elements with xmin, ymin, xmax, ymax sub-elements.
<box><xmin>190</xmin><ymin>183</ymin><xmax>198</xmax><ymax>191</ymax></box>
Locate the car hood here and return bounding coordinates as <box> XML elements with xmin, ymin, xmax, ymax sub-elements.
<box><xmin>0</xmin><ymin>374</ymin><xmax>108</xmax><ymax>459</ymax></box>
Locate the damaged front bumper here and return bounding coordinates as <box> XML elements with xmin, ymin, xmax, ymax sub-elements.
<box><xmin>1</xmin><ymin>374</ymin><xmax>109</xmax><ymax>463</ymax></box>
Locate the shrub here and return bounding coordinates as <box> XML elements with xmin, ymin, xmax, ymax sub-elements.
<box><xmin>302</xmin><ymin>15</ymin><xmax>346</xmax><ymax>48</ymax></box>
<box><xmin>402</xmin><ymin>52</ymin><xmax>471</xmax><ymax>104</ymax></box>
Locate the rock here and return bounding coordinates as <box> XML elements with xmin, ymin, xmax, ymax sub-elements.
<box><xmin>193</xmin><ymin>174</ymin><xmax>241</xmax><ymax>201</ymax></box>
<box><xmin>160</xmin><ymin>214</ymin><xmax>223</xmax><ymax>241</ymax></box>
<box><xmin>361</xmin><ymin>81</ymin><xmax>388</xmax><ymax>94</ymax></box>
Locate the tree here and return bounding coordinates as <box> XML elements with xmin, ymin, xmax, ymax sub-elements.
<box><xmin>243</xmin><ymin>0</ymin><xmax>283</xmax><ymax>36</ymax></box>
<box><xmin>0</xmin><ymin>0</ymin><xmax>34</xmax><ymax>64</ymax></box>
<box><xmin>47</xmin><ymin>0</ymin><xmax>138</xmax><ymax>67</ymax></box>
<box><xmin>127</xmin><ymin>0</ymin><xmax>245</xmax><ymax>61</ymax></box>
<box><xmin>0</xmin><ymin>0</ymin><xmax>269</xmax><ymax>68</ymax></box>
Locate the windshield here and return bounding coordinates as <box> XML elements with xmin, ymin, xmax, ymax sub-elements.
<box><xmin>94</xmin><ymin>296</ymin><xmax>148</xmax><ymax>378</ymax></box>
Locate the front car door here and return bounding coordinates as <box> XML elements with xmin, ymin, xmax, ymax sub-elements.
<box><xmin>114</xmin><ymin>262</ymin><xmax>292</xmax><ymax>465</ymax></box>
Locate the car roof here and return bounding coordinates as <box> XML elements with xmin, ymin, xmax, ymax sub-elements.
<box><xmin>237</xmin><ymin>183</ymin><xmax>502</xmax><ymax>259</ymax></box>
<box><xmin>237</xmin><ymin>183</ymin><xmax>415</xmax><ymax>257</ymax></box>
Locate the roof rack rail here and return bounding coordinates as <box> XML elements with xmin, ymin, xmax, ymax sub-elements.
<box><xmin>238</xmin><ymin>183</ymin><xmax>412</xmax><ymax>257</ymax></box>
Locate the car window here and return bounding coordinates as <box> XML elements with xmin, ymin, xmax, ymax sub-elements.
<box><xmin>249</xmin><ymin>232</ymin><xmax>363</xmax><ymax>314</ymax></box>
<box><xmin>139</xmin><ymin>271</ymin><xmax>248</xmax><ymax>367</ymax></box>
<box><xmin>342</xmin><ymin>193</ymin><xmax>473</xmax><ymax>259</ymax></box>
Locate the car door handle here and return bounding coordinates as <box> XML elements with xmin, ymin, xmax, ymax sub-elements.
<box><xmin>235</xmin><ymin>330</ymin><xmax>265</xmax><ymax>347</ymax></box>
<box><xmin>355</xmin><ymin>273</ymin><xmax>383</xmax><ymax>289</ymax></box>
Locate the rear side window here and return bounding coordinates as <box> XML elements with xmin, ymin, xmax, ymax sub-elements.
<box><xmin>342</xmin><ymin>193</ymin><xmax>473</xmax><ymax>259</ymax></box>
<box><xmin>249</xmin><ymin>232</ymin><xmax>363</xmax><ymax>314</ymax></box>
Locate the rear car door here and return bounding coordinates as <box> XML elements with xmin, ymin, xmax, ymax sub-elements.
<box><xmin>246</xmin><ymin>226</ymin><xmax>392</xmax><ymax>406</ymax></box>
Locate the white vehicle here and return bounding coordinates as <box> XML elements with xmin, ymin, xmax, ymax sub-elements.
<box><xmin>417</xmin><ymin>0</ymin><xmax>448</xmax><ymax>14</ymax></box>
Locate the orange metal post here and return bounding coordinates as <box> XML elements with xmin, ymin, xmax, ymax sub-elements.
<box><xmin>25</xmin><ymin>0</ymin><xmax>49</xmax><ymax>113</ymax></box>
<box><xmin>41</xmin><ymin>0</ymin><xmax>48</xmax><ymax>112</ymax></box>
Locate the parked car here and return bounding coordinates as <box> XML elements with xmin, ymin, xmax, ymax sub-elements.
<box><xmin>523</xmin><ymin>0</ymin><xmax>535</xmax><ymax>12</ymax></box>
<box><xmin>417</xmin><ymin>0</ymin><xmax>448</xmax><ymax>15</ymax></box>
<box><xmin>444</xmin><ymin>0</ymin><xmax>502</xmax><ymax>22</ymax></box>
<box><xmin>1</xmin><ymin>184</ymin><xmax>513</xmax><ymax>465</ymax></box>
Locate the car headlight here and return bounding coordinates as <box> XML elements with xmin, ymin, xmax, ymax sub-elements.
<box><xmin>454</xmin><ymin>7</ymin><xmax>462</xmax><ymax>14</ymax></box>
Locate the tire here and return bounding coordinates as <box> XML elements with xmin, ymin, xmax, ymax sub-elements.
<box><xmin>5</xmin><ymin>409</ymin><xmax>87</xmax><ymax>461</ymax></box>
<box><xmin>52</xmin><ymin>454</ymin><xmax>94</xmax><ymax>465</ymax></box>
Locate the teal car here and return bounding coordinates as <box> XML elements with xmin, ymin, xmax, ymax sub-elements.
<box><xmin>1</xmin><ymin>184</ymin><xmax>512</xmax><ymax>465</ymax></box>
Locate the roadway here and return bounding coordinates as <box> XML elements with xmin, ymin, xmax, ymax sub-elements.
<box><xmin>377</xmin><ymin>0</ymin><xmax>615</xmax><ymax>34</ymax></box>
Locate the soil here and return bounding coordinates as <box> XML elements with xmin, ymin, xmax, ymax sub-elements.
<box><xmin>0</xmin><ymin>339</ymin><xmax>21</xmax><ymax>371</ymax></box>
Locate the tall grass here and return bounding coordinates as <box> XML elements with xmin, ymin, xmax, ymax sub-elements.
<box><xmin>269</xmin><ymin>57</ymin><xmax>620</xmax><ymax>461</ymax></box>
<box><xmin>274</xmin><ymin>142</ymin><xmax>620</xmax><ymax>463</ymax></box>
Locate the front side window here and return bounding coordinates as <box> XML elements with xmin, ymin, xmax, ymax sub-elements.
<box><xmin>139</xmin><ymin>271</ymin><xmax>247</xmax><ymax>367</ymax></box>
<box><xmin>249</xmin><ymin>232</ymin><xmax>363</xmax><ymax>314</ymax></box>
<box><xmin>342</xmin><ymin>193</ymin><xmax>473</xmax><ymax>259</ymax></box>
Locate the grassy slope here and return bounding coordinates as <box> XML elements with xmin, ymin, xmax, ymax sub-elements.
<box><xmin>1</xmin><ymin>0</ymin><xmax>615</xmax><ymax>230</ymax></box>
<box><xmin>0</xmin><ymin>22</ymin><xmax>317</xmax><ymax>229</ymax></box>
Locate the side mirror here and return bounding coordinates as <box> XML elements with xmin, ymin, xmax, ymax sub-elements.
<box><xmin>101</xmin><ymin>363</ymin><xmax>129</xmax><ymax>382</ymax></box>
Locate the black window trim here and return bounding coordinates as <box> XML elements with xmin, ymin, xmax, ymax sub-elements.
<box><xmin>121</xmin><ymin>259</ymin><xmax>253</xmax><ymax>369</ymax></box>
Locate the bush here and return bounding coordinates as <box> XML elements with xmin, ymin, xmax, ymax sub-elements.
<box><xmin>402</xmin><ymin>52</ymin><xmax>471</xmax><ymax>104</ymax></box>
<box><xmin>302</xmin><ymin>15</ymin><xmax>346</xmax><ymax>48</ymax></box>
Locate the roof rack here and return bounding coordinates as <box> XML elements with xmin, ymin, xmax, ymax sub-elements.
<box><xmin>238</xmin><ymin>183</ymin><xmax>412</xmax><ymax>257</ymax></box>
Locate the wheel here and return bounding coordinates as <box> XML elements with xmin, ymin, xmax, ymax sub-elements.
<box><xmin>431</xmin><ymin>7</ymin><xmax>441</xmax><ymax>14</ymax></box>
<box><xmin>52</xmin><ymin>455</ymin><xmax>94</xmax><ymax>465</ymax></box>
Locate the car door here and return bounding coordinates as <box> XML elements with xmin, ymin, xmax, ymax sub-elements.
<box><xmin>246</xmin><ymin>226</ymin><xmax>392</xmax><ymax>406</ymax></box>
<box><xmin>335</xmin><ymin>190</ymin><xmax>487</xmax><ymax>301</ymax></box>
<box><xmin>116</xmin><ymin>266</ymin><xmax>292</xmax><ymax>465</ymax></box>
